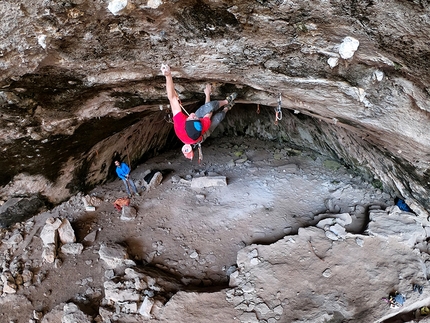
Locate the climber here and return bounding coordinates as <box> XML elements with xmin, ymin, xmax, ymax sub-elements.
<box><xmin>114</xmin><ymin>159</ymin><xmax>140</xmax><ymax>198</ymax></box>
<box><xmin>160</xmin><ymin>63</ymin><xmax>237</xmax><ymax>160</ymax></box>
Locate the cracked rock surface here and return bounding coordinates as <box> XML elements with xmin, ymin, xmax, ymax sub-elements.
<box><xmin>1</xmin><ymin>137</ymin><xmax>428</xmax><ymax>323</ymax></box>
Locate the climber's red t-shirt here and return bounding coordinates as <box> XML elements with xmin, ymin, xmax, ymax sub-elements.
<box><xmin>173</xmin><ymin>112</ymin><xmax>211</xmax><ymax>144</ymax></box>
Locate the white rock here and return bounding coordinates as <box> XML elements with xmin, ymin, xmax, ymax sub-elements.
<box><xmin>255</xmin><ymin>302</ymin><xmax>271</xmax><ymax>315</ymax></box>
<box><xmin>338</xmin><ymin>36</ymin><xmax>359</xmax><ymax>59</ymax></box>
<box><xmin>62</xmin><ymin>303</ymin><xmax>92</xmax><ymax>323</ymax></box>
<box><xmin>104</xmin><ymin>281</ymin><xmax>140</xmax><ymax>302</ymax></box>
<box><xmin>61</xmin><ymin>243</ymin><xmax>84</xmax><ymax>255</ymax></box>
<box><xmin>139</xmin><ymin>296</ymin><xmax>154</xmax><ymax>318</ymax></box>
<box><xmin>122</xmin><ymin>301</ymin><xmax>138</xmax><ymax>314</ymax></box>
<box><xmin>239</xmin><ymin>312</ymin><xmax>259</xmax><ymax>323</ymax></box>
<box><xmin>229</xmin><ymin>270</ymin><xmax>240</xmax><ymax>287</ymax></box>
<box><xmin>22</xmin><ymin>268</ymin><xmax>33</xmax><ymax>285</ymax></box>
<box><xmin>335</xmin><ymin>213</ymin><xmax>352</xmax><ymax>226</ymax></box>
<box><xmin>148</xmin><ymin>171</ymin><xmax>163</xmax><ymax>189</ymax></box>
<box><xmin>83</xmin><ymin>230</ymin><xmax>98</xmax><ymax>243</ymax></box>
<box><xmin>316</xmin><ymin>218</ymin><xmax>335</xmax><ymax>229</ymax></box>
<box><xmin>274</xmin><ymin>305</ymin><xmax>284</xmax><ymax>315</ymax></box>
<box><xmin>242</xmin><ymin>283</ymin><xmax>254</xmax><ymax>293</ymax></box>
<box><xmin>191</xmin><ymin>176</ymin><xmax>227</xmax><ymax>188</ymax></box>
<box><xmin>4</xmin><ymin>233</ymin><xmax>23</xmax><ymax>247</ymax></box>
<box><xmin>98</xmin><ymin>307</ymin><xmax>114</xmax><ymax>322</ymax></box>
<box><xmin>98</xmin><ymin>243</ymin><xmax>136</xmax><ymax>269</ymax></box>
<box><xmin>121</xmin><ymin>205</ymin><xmax>137</xmax><ymax>221</ymax></box>
<box><xmin>327</xmin><ymin>57</ymin><xmax>339</xmax><ymax>68</ymax></box>
<box><xmin>58</xmin><ymin>218</ymin><xmax>76</xmax><ymax>244</ymax></box>
<box><xmin>373</xmin><ymin>70</ymin><xmax>384</xmax><ymax>81</ymax></box>
<box><xmin>107</xmin><ymin>0</ymin><xmax>128</xmax><ymax>15</ymax></box>
<box><xmin>322</xmin><ymin>268</ymin><xmax>332</xmax><ymax>277</ymax></box>
<box><xmin>250</xmin><ymin>258</ymin><xmax>260</xmax><ymax>266</ymax></box>
<box><xmin>325</xmin><ymin>230</ymin><xmax>338</xmax><ymax>240</ymax></box>
<box><xmin>146</xmin><ymin>0</ymin><xmax>162</xmax><ymax>9</ymax></box>
<box><xmin>37</xmin><ymin>35</ymin><xmax>47</xmax><ymax>49</ymax></box>
<box><xmin>33</xmin><ymin>310</ymin><xmax>43</xmax><ymax>320</ymax></box>
<box><xmin>367</xmin><ymin>210</ymin><xmax>425</xmax><ymax>247</ymax></box>
<box><xmin>40</xmin><ymin>217</ymin><xmax>61</xmax><ymax>246</ymax></box>
<box><xmin>81</xmin><ymin>196</ymin><xmax>90</xmax><ymax>208</ymax></box>
<box><xmin>1</xmin><ymin>272</ymin><xmax>17</xmax><ymax>294</ymax></box>
<box><xmin>42</xmin><ymin>243</ymin><xmax>56</xmax><ymax>263</ymax></box>
<box><xmin>2</xmin><ymin>280</ymin><xmax>17</xmax><ymax>294</ymax></box>
<box><xmin>329</xmin><ymin>223</ymin><xmax>346</xmax><ymax>238</ymax></box>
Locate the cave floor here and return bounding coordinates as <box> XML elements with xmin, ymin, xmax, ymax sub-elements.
<box><xmin>1</xmin><ymin>135</ymin><xmax>396</xmax><ymax>322</ymax></box>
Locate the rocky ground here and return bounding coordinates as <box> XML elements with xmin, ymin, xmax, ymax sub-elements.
<box><xmin>1</xmin><ymin>135</ymin><xmax>429</xmax><ymax>323</ymax></box>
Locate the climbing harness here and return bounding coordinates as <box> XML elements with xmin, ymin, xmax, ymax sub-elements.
<box><xmin>274</xmin><ymin>93</ymin><xmax>282</xmax><ymax>125</ymax></box>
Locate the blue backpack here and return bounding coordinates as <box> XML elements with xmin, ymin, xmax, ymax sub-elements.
<box><xmin>396</xmin><ymin>198</ymin><xmax>412</xmax><ymax>212</ymax></box>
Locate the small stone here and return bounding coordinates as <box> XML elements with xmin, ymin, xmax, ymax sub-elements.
<box><xmin>33</xmin><ymin>310</ymin><xmax>43</xmax><ymax>320</ymax></box>
<box><xmin>322</xmin><ymin>268</ymin><xmax>332</xmax><ymax>277</ymax></box>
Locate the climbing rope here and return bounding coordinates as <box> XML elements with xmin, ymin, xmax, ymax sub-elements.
<box><xmin>176</xmin><ymin>91</ymin><xmax>190</xmax><ymax>116</ymax></box>
<box><xmin>197</xmin><ymin>143</ymin><xmax>203</xmax><ymax>164</ymax></box>
<box><xmin>274</xmin><ymin>93</ymin><xmax>282</xmax><ymax>125</ymax></box>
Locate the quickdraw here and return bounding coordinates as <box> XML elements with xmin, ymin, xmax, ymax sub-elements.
<box><xmin>189</xmin><ymin>142</ymin><xmax>204</xmax><ymax>164</ymax></box>
<box><xmin>274</xmin><ymin>93</ymin><xmax>282</xmax><ymax>125</ymax></box>
<box><xmin>164</xmin><ymin>113</ymin><xmax>173</xmax><ymax>124</ymax></box>
<box><xmin>197</xmin><ymin>143</ymin><xmax>203</xmax><ymax>164</ymax></box>
<box><xmin>256</xmin><ymin>104</ymin><xmax>260</xmax><ymax>114</ymax></box>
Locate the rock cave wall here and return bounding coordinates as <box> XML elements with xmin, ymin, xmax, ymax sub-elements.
<box><xmin>1</xmin><ymin>0</ymin><xmax>430</xmax><ymax>219</ymax></box>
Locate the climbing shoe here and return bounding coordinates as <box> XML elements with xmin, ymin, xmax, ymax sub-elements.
<box><xmin>224</xmin><ymin>101</ymin><xmax>235</xmax><ymax>111</ymax></box>
<box><xmin>226</xmin><ymin>92</ymin><xmax>237</xmax><ymax>104</ymax></box>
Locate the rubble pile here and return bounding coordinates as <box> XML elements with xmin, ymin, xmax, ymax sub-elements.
<box><xmin>97</xmin><ymin>243</ymin><xmax>183</xmax><ymax>321</ymax></box>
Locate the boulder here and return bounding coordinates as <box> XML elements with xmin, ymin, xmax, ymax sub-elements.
<box><xmin>191</xmin><ymin>176</ymin><xmax>227</xmax><ymax>189</ymax></box>
<box><xmin>98</xmin><ymin>243</ymin><xmax>136</xmax><ymax>269</ymax></box>
<box><xmin>58</xmin><ymin>218</ymin><xmax>76</xmax><ymax>244</ymax></box>
<box><xmin>0</xmin><ymin>196</ymin><xmax>46</xmax><ymax>228</ymax></box>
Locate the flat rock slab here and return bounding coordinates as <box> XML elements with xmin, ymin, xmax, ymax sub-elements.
<box><xmin>228</xmin><ymin>226</ymin><xmax>428</xmax><ymax>323</ymax></box>
<box><xmin>191</xmin><ymin>176</ymin><xmax>227</xmax><ymax>189</ymax></box>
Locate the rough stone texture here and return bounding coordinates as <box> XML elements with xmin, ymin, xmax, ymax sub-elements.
<box><xmin>191</xmin><ymin>175</ymin><xmax>227</xmax><ymax>188</ymax></box>
<box><xmin>228</xmin><ymin>225</ymin><xmax>428</xmax><ymax>323</ymax></box>
<box><xmin>60</xmin><ymin>242</ymin><xmax>84</xmax><ymax>255</ymax></box>
<box><xmin>57</xmin><ymin>218</ymin><xmax>76</xmax><ymax>244</ymax></box>
<box><xmin>0</xmin><ymin>0</ymin><xmax>429</xmax><ymax>217</ymax></box>
<box><xmin>121</xmin><ymin>205</ymin><xmax>137</xmax><ymax>220</ymax></box>
<box><xmin>1</xmin><ymin>2</ymin><xmax>430</xmax><ymax>322</ymax></box>
<box><xmin>62</xmin><ymin>303</ymin><xmax>92</xmax><ymax>323</ymax></box>
<box><xmin>0</xmin><ymin>196</ymin><xmax>46</xmax><ymax>228</ymax></box>
<box><xmin>99</xmin><ymin>243</ymin><xmax>136</xmax><ymax>269</ymax></box>
<box><xmin>0</xmin><ymin>137</ymin><xmax>427</xmax><ymax>323</ymax></box>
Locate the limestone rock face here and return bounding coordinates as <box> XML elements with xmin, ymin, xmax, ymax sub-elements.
<box><xmin>227</xmin><ymin>226</ymin><xmax>428</xmax><ymax>323</ymax></box>
<box><xmin>0</xmin><ymin>2</ymin><xmax>429</xmax><ymax>216</ymax></box>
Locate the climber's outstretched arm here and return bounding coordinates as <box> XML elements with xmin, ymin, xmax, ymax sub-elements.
<box><xmin>161</xmin><ymin>64</ymin><xmax>181</xmax><ymax>116</ymax></box>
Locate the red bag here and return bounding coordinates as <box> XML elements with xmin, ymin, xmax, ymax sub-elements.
<box><xmin>113</xmin><ymin>197</ymin><xmax>130</xmax><ymax>211</ymax></box>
